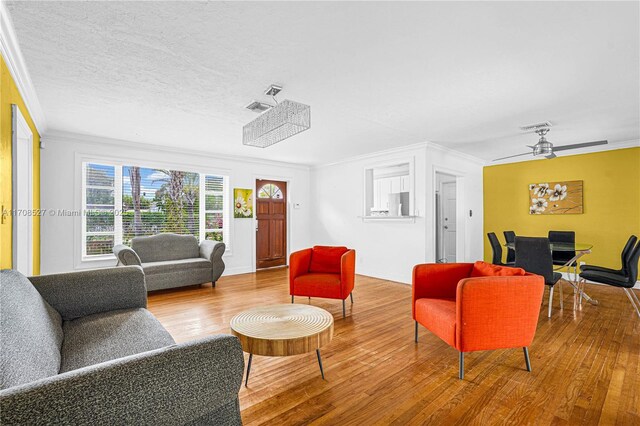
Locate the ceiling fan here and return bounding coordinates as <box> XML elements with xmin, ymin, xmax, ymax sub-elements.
<box><xmin>493</xmin><ymin>128</ymin><xmax>608</xmax><ymax>161</ymax></box>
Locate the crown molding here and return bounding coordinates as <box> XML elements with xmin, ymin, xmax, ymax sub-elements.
<box><xmin>42</xmin><ymin>129</ymin><xmax>312</xmax><ymax>171</ymax></box>
<box><xmin>313</xmin><ymin>141</ymin><xmax>486</xmax><ymax>169</ymax></box>
<box><xmin>0</xmin><ymin>2</ymin><xmax>47</xmax><ymax>133</ymax></box>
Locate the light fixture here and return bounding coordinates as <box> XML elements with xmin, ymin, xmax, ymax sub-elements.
<box><xmin>242</xmin><ymin>84</ymin><xmax>311</xmax><ymax>148</ymax></box>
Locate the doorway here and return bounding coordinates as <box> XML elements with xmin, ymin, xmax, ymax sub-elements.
<box><xmin>435</xmin><ymin>172</ymin><xmax>457</xmax><ymax>263</ymax></box>
<box><xmin>255</xmin><ymin>179</ymin><xmax>287</xmax><ymax>269</ymax></box>
<box><xmin>12</xmin><ymin>105</ymin><xmax>34</xmax><ymax>275</ymax></box>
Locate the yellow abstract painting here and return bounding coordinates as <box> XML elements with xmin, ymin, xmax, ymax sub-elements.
<box><xmin>529</xmin><ymin>180</ymin><xmax>583</xmax><ymax>215</ymax></box>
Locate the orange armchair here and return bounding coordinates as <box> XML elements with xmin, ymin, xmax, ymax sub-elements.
<box><xmin>412</xmin><ymin>262</ymin><xmax>545</xmax><ymax>379</ymax></box>
<box><xmin>290</xmin><ymin>246</ymin><xmax>356</xmax><ymax>318</ymax></box>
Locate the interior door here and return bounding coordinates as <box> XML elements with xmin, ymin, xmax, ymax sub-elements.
<box><xmin>256</xmin><ymin>179</ymin><xmax>287</xmax><ymax>269</ymax></box>
<box><xmin>12</xmin><ymin>105</ymin><xmax>34</xmax><ymax>275</ymax></box>
<box><xmin>442</xmin><ymin>181</ymin><xmax>457</xmax><ymax>263</ymax></box>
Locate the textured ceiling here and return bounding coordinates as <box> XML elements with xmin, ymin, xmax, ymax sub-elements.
<box><xmin>6</xmin><ymin>1</ymin><xmax>640</xmax><ymax>164</ymax></box>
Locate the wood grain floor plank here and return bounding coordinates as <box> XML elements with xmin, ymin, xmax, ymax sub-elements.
<box><xmin>147</xmin><ymin>269</ymin><xmax>640</xmax><ymax>425</ymax></box>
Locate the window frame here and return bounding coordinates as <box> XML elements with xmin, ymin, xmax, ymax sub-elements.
<box><xmin>79</xmin><ymin>156</ymin><xmax>231</xmax><ymax>263</ymax></box>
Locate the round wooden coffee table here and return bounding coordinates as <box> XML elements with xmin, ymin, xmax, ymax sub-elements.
<box><xmin>230</xmin><ymin>304</ymin><xmax>334</xmax><ymax>386</ymax></box>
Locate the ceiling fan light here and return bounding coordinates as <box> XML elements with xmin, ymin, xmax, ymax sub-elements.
<box><xmin>533</xmin><ymin>141</ymin><xmax>553</xmax><ymax>156</ymax></box>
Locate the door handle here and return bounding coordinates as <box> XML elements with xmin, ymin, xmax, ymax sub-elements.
<box><xmin>444</xmin><ymin>225</ymin><xmax>448</xmax><ymax>230</ymax></box>
<box><xmin>255</xmin><ymin>221</ymin><xmax>259</xmax><ymax>231</ymax></box>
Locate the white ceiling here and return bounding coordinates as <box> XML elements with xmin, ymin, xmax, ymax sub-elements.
<box><xmin>6</xmin><ymin>1</ymin><xmax>639</xmax><ymax>165</ymax></box>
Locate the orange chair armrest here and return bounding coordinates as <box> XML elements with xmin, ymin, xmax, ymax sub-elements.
<box><xmin>412</xmin><ymin>263</ymin><xmax>473</xmax><ymax>318</ymax></box>
<box><xmin>455</xmin><ymin>275</ymin><xmax>545</xmax><ymax>352</ymax></box>
<box><xmin>340</xmin><ymin>249</ymin><xmax>356</xmax><ymax>298</ymax></box>
<box><xmin>289</xmin><ymin>248</ymin><xmax>313</xmax><ymax>294</ymax></box>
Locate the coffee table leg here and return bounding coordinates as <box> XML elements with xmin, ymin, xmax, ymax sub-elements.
<box><xmin>245</xmin><ymin>353</ymin><xmax>253</xmax><ymax>387</ymax></box>
<box><xmin>316</xmin><ymin>349</ymin><xmax>325</xmax><ymax>380</ymax></box>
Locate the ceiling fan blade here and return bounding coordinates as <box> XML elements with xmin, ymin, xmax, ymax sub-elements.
<box><xmin>552</xmin><ymin>140</ymin><xmax>608</xmax><ymax>152</ymax></box>
<box><xmin>492</xmin><ymin>152</ymin><xmax>532</xmax><ymax>161</ymax></box>
<box><xmin>545</xmin><ymin>152</ymin><xmax>557</xmax><ymax>159</ymax></box>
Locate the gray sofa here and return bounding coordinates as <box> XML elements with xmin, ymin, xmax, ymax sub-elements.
<box><xmin>113</xmin><ymin>233</ymin><xmax>226</xmax><ymax>291</ymax></box>
<box><xmin>0</xmin><ymin>266</ymin><xmax>244</xmax><ymax>425</ymax></box>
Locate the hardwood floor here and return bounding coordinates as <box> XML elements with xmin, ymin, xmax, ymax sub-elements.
<box><xmin>147</xmin><ymin>268</ymin><xmax>640</xmax><ymax>425</ymax></box>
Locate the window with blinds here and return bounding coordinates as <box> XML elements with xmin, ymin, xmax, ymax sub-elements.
<box><xmin>82</xmin><ymin>162</ymin><xmax>229</xmax><ymax>258</ymax></box>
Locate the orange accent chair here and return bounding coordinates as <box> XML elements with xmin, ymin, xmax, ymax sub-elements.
<box><xmin>412</xmin><ymin>261</ymin><xmax>545</xmax><ymax>379</ymax></box>
<box><xmin>290</xmin><ymin>246</ymin><xmax>356</xmax><ymax>318</ymax></box>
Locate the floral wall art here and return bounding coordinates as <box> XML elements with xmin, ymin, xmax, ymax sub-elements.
<box><xmin>529</xmin><ymin>180</ymin><xmax>583</xmax><ymax>215</ymax></box>
<box><xmin>234</xmin><ymin>188</ymin><xmax>253</xmax><ymax>218</ymax></box>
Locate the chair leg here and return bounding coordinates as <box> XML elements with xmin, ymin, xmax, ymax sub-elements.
<box><xmin>342</xmin><ymin>299</ymin><xmax>346</xmax><ymax>318</ymax></box>
<box><xmin>523</xmin><ymin>347</ymin><xmax>531</xmax><ymax>372</ymax></box>
<box><xmin>459</xmin><ymin>352</ymin><xmax>464</xmax><ymax>380</ymax></box>
<box><xmin>291</xmin><ymin>295</ymin><xmax>294</xmax><ymax>303</ymax></box>
<box><xmin>629</xmin><ymin>288</ymin><xmax>640</xmax><ymax>308</ymax></box>
<box><xmin>559</xmin><ymin>281</ymin><xmax>564</xmax><ymax>310</ymax></box>
<box><xmin>548</xmin><ymin>286</ymin><xmax>554</xmax><ymax>318</ymax></box>
<box><xmin>623</xmin><ymin>288</ymin><xmax>640</xmax><ymax>318</ymax></box>
<box><xmin>414</xmin><ymin>321</ymin><xmax>418</xmax><ymax>343</ymax></box>
<box><xmin>350</xmin><ymin>292</ymin><xmax>354</xmax><ymax>303</ymax></box>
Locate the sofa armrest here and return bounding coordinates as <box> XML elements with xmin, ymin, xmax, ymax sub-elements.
<box><xmin>289</xmin><ymin>248</ymin><xmax>313</xmax><ymax>294</ymax></box>
<box><xmin>455</xmin><ymin>275</ymin><xmax>545</xmax><ymax>352</ymax></box>
<box><xmin>412</xmin><ymin>263</ymin><xmax>474</xmax><ymax>318</ymax></box>
<box><xmin>200</xmin><ymin>240</ymin><xmax>226</xmax><ymax>283</ymax></box>
<box><xmin>0</xmin><ymin>335</ymin><xmax>244</xmax><ymax>425</ymax></box>
<box><xmin>29</xmin><ymin>266</ymin><xmax>147</xmax><ymax>321</ymax></box>
<box><xmin>340</xmin><ymin>249</ymin><xmax>356</xmax><ymax>297</ymax></box>
<box><xmin>113</xmin><ymin>244</ymin><xmax>142</xmax><ymax>266</ymax></box>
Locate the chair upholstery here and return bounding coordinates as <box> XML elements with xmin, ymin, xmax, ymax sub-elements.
<box><xmin>503</xmin><ymin>231</ymin><xmax>516</xmax><ymax>264</ymax></box>
<box><xmin>579</xmin><ymin>240</ymin><xmax>640</xmax><ymax>318</ymax></box>
<box><xmin>412</xmin><ymin>262</ymin><xmax>544</xmax><ymax>379</ymax></box>
<box><xmin>487</xmin><ymin>232</ymin><xmax>505</xmax><ymax>265</ymax></box>
<box><xmin>548</xmin><ymin>230</ymin><xmax>576</xmax><ymax>267</ymax></box>
<box><xmin>0</xmin><ymin>267</ymin><xmax>244</xmax><ymax>425</ymax></box>
<box><xmin>113</xmin><ymin>233</ymin><xmax>226</xmax><ymax>291</ymax></box>
<box><xmin>515</xmin><ymin>236</ymin><xmax>563</xmax><ymax>318</ymax></box>
<box><xmin>581</xmin><ymin>235</ymin><xmax>637</xmax><ymax>276</ymax></box>
<box><xmin>290</xmin><ymin>246</ymin><xmax>356</xmax><ymax>317</ymax></box>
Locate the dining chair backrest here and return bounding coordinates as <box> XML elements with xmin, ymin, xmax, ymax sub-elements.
<box><xmin>624</xmin><ymin>241</ymin><xmax>640</xmax><ymax>286</ymax></box>
<box><xmin>620</xmin><ymin>235</ymin><xmax>638</xmax><ymax>276</ymax></box>
<box><xmin>487</xmin><ymin>232</ymin><xmax>503</xmax><ymax>265</ymax></box>
<box><xmin>515</xmin><ymin>237</ymin><xmax>554</xmax><ymax>284</ymax></box>
<box><xmin>548</xmin><ymin>231</ymin><xmax>576</xmax><ymax>266</ymax></box>
<box><xmin>503</xmin><ymin>231</ymin><xmax>516</xmax><ymax>263</ymax></box>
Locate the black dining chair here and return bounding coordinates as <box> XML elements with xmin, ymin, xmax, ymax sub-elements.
<box><xmin>548</xmin><ymin>231</ymin><xmax>577</xmax><ymax>281</ymax></box>
<box><xmin>515</xmin><ymin>237</ymin><xmax>563</xmax><ymax>318</ymax></box>
<box><xmin>503</xmin><ymin>231</ymin><xmax>516</xmax><ymax>264</ymax></box>
<box><xmin>579</xmin><ymin>240</ymin><xmax>640</xmax><ymax>318</ymax></box>
<box><xmin>581</xmin><ymin>235</ymin><xmax>638</xmax><ymax>276</ymax></box>
<box><xmin>487</xmin><ymin>232</ymin><xmax>513</xmax><ymax>266</ymax></box>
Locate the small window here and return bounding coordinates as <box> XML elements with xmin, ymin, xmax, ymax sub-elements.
<box><xmin>257</xmin><ymin>183</ymin><xmax>283</xmax><ymax>199</ymax></box>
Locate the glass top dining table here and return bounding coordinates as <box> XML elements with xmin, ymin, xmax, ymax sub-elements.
<box><xmin>505</xmin><ymin>242</ymin><xmax>597</xmax><ymax>305</ymax></box>
<box><xmin>505</xmin><ymin>242</ymin><xmax>593</xmax><ymax>252</ymax></box>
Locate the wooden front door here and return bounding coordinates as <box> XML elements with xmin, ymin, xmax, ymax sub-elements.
<box><xmin>256</xmin><ymin>179</ymin><xmax>287</xmax><ymax>269</ymax></box>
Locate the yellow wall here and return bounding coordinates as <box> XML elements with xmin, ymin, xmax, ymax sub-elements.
<box><xmin>484</xmin><ymin>147</ymin><xmax>640</xmax><ymax>270</ymax></box>
<box><xmin>1</xmin><ymin>54</ymin><xmax>41</xmax><ymax>274</ymax></box>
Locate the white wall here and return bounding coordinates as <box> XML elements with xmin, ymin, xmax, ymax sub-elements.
<box><xmin>40</xmin><ymin>131</ymin><xmax>312</xmax><ymax>275</ymax></box>
<box><xmin>311</xmin><ymin>143</ymin><xmax>484</xmax><ymax>284</ymax></box>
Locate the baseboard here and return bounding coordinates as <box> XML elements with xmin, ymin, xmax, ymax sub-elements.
<box><xmin>560</xmin><ymin>272</ymin><xmax>640</xmax><ymax>289</ymax></box>
<box><xmin>222</xmin><ymin>266</ymin><xmax>254</xmax><ymax>276</ymax></box>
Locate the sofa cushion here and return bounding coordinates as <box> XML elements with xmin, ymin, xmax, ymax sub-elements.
<box><xmin>142</xmin><ymin>258</ymin><xmax>212</xmax><ymax>275</ymax></box>
<box><xmin>414</xmin><ymin>298</ymin><xmax>456</xmax><ymax>347</ymax></box>
<box><xmin>59</xmin><ymin>308</ymin><xmax>175</xmax><ymax>373</ymax></box>
<box><xmin>0</xmin><ymin>270</ymin><xmax>64</xmax><ymax>389</ymax></box>
<box><xmin>294</xmin><ymin>273</ymin><xmax>342</xmax><ymax>298</ymax></box>
<box><xmin>309</xmin><ymin>246</ymin><xmax>349</xmax><ymax>274</ymax></box>
<box><xmin>132</xmin><ymin>233</ymin><xmax>200</xmax><ymax>262</ymax></box>
<box><xmin>470</xmin><ymin>261</ymin><xmax>526</xmax><ymax>278</ymax></box>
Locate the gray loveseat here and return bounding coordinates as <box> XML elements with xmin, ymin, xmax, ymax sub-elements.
<box><xmin>0</xmin><ymin>266</ymin><xmax>244</xmax><ymax>425</ymax></box>
<box><xmin>113</xmin><ymin>233</ymin><xmax>226</xmax><ymax>291</ymax></box>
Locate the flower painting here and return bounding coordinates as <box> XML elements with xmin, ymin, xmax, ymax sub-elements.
<box><xmin>528</xmin><ymin>180</ymin><xmax>583</xmax><ymax>215</ymax></box>
<box><xmin>233</xmin><ymin>188</ymin><xmax>253</xmax><ymax>218</ymax></box>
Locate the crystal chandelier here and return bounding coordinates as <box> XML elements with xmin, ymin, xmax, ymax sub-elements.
<box><xmin>243</xmin><ymin>85</ymin><xmax>311</xmax><ymax>148</ymax></box>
